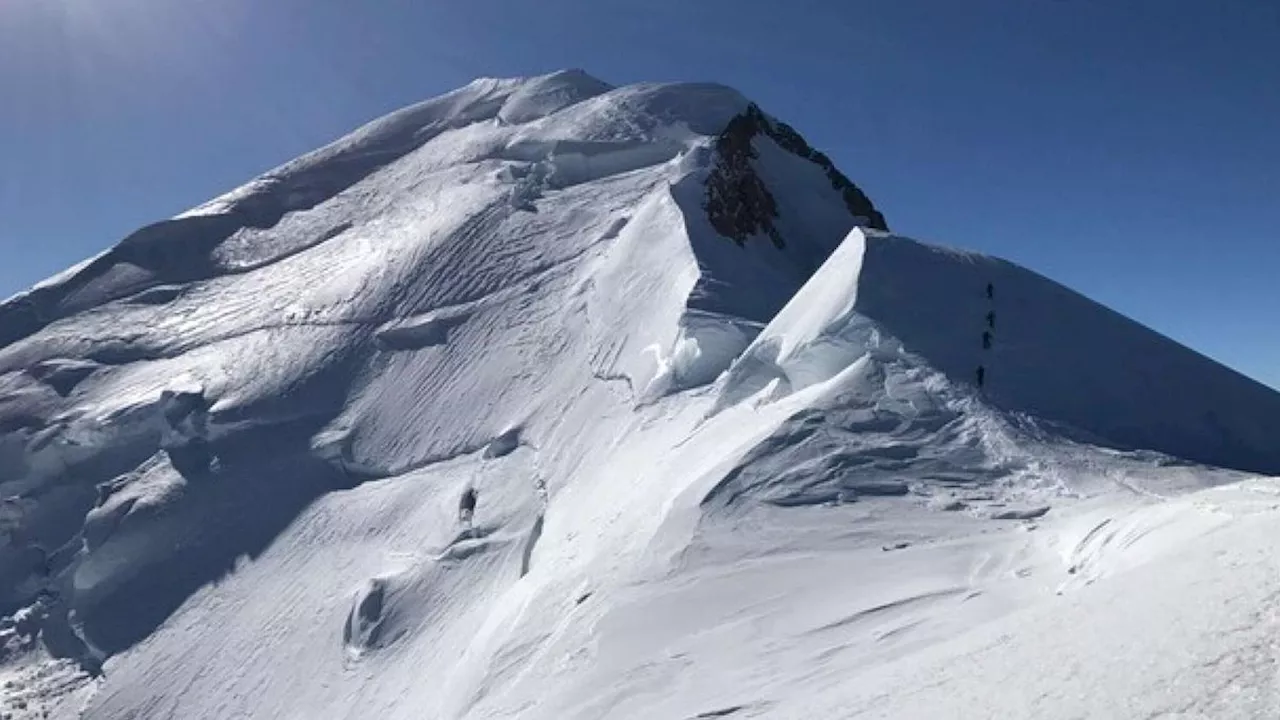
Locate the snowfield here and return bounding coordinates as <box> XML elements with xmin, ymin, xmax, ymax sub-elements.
<box><xmin>2</xmin><ymin>70</ymin><xmax>1279</xmax><ymax>719</ymax></box>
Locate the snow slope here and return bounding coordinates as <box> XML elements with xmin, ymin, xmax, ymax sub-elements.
<box><xmin>2</xmin><ymin>70</ymin><xmax>1279</xmax><ymax>719</ymax></box>
<box><xmin>719</xmin><ymin>229</ymin><xmax>1280</xmax><ymax>475</ymax></box>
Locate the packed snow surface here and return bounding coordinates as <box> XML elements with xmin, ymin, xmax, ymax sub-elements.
<box><xmin>3</xmin><ymin>70</ymin><xmax>1280</xmax><ymax>719</ymax></box>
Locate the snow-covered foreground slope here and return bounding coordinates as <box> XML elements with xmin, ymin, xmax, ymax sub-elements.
<box><xmin>2</xmin><ymin>71</ymin><xmax>1279</xmax><ymax>719</ymax></box>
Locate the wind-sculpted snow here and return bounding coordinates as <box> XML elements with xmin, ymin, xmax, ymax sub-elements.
<box><xmin>851</xmin><ymin>233</ymin><xmax>1280</xmax><ymax>474</ymax></box>
<box><xmin>721</xmin><ymin>228</ymin><xmax>1280</xmax><ymax>475</ymax></box>
<box><xmin>2</xmin><ymin>71</ymin><xmax>1280</xmax><ymax>720</ymax></box>
<box><xmin>0</xmin><ymin>69</ymin><xmax>879</xmax><ymax>677</ymax></box>
<box><xmin>496</xmin><ymin>69</ymin><xmax>615</xmax><ymax>126</ymax></box>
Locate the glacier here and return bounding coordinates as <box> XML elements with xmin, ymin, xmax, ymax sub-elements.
<box><xmin>2</xmin><ymin>70</ymin><xmax>1279</xmax><ymax>719</ymax></box>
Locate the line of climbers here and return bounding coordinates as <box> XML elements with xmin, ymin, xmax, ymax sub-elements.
<box><xmin>977</xmin><ymin>282</ymin><xmax>996</xmax><ymax>389</ymax></box>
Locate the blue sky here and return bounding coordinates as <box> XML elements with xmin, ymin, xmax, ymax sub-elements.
<box><xmin>1</xmin><ymin>0</ymin><xmax>1277</xmax><ymax>388</ymax></box>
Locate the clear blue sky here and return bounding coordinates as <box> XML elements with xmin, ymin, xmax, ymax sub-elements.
<box><xmin>2</xmin><ymin>0</ymin><xmax>1277</xmax><ymax>388</ymax></box>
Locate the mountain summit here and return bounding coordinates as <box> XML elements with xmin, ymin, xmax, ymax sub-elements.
<box><xmin>2</xmin><ymin>71</ymin><xmax>1279</xmax><ymax>719</ymax></box>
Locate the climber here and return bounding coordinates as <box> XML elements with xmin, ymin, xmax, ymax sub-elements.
<box><xmin>459</xmin><ymin>487</ymin><xmax>478</xmax><ymax>525</ymax></box>
<box><xmin>986</xmin><ymin>310</ymin><xmax>996</xmax><ymax>329</ymax></box>
<box><xmin>982</xmin><ymin>330</ymin><xmax>992</xmax><ymax>349</ymax></box>
<box><xmin>976</xmin><ymin>365</ymin><xmax>986</xmax><ymax>388</ymax></box>
<box><xmin>986</xmin><ymin>282</ymin><xmax>994</xmax><ymax>300</ymax></box>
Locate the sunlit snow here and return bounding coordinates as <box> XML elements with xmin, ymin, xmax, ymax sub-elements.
<box><xmin>2</xmin><ymin>70</ymin><xmax>1279</xmax><ymax>720</ymax></box>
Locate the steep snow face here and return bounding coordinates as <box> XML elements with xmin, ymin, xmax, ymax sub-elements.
<box><xmin>873</xmin><ymin>232</ymin><xmax>1280</xmax><ymax>474</ymax></box>
<box><xmin>0</xmin><ymin>70</ymin><xmax>887</xmax><ymax>704</ymax></box>
<box><xmin>721</xmin><ymin>229</ymin><xmax>1280</xmax><ymax>476</ymax></box>
<box><xmin>3</xmin><ymin>71</ymin><xmax>1279</xmax><ymax>720</ymax></box>
<box><xmin>705</xmin><ymin>224</ymin><xmax>1280</xmax><ymax>522</ymax></box>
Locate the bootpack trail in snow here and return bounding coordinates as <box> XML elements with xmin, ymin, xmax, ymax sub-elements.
<box><xmin>2</xmin><ymin>69</ymin><xmax>1280</xmax><ymax>720</ymax></box>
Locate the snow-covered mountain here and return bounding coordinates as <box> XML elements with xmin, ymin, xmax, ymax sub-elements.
<box><xmin>3</xmin><ymin>70</ymin><xmax>1279</xmax><ymax>719</ymax></box>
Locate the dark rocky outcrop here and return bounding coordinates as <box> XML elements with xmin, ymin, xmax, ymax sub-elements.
<box><xmin>705</xmin><ymin>103</ymin><xmax>887</xmax><ymax>248</ymax></box>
